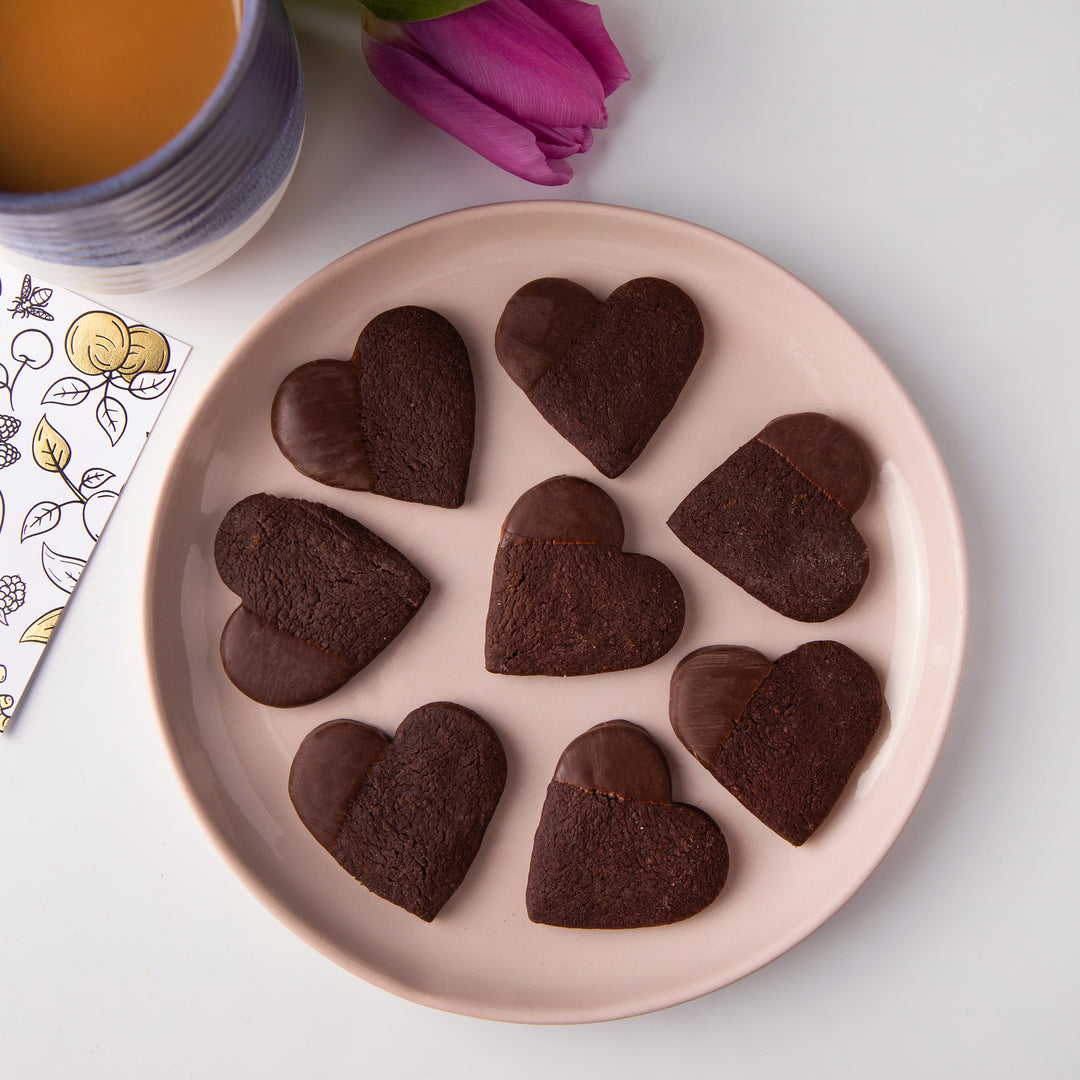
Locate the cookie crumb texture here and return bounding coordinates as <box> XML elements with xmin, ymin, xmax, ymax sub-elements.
<box><xmin>668</xmin><ymin>437</ymin><xmax>869</xmax><ymax>621</ymax></box>
<box><xmin>485</xmin><ymin>542</ymin><xmax>684</xmax><ymax>676</ymax></box>
<box><xmin>711</xmin><ymin>641</ymin><xmax>883</xmax><ymax>845</ymax></box>
<box><xmin>526</xmin><ymin>782</ymin><xmax>728</xmax><ymax>929</ymax></box>
<box><xmin>351</xmin><ymin>306</ymin><xmax>475</xmax><ymax>507</ymax></box>
<box><xmin>214</xmin><ymin>493</ymin><xmax>429</xmax><ymax>706</ymax></box>
<box><xmin>330</xmin><ymin>704</ymin><xmax>507</xmax><ymax>922</ymax></box>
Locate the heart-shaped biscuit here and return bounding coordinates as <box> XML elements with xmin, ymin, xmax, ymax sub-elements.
<box><xmin>667</xmin><ymin>412</ymin><xmax>873</xmax><ymax>621</ymax></box>
<box><xmin>526</xmin><ymin>720</ymin><xmax>728</xmax><ymax>928</ymax></box>
<box><xmin>484</xmin><ymin>475</ymin><xmax>685</xmax><ymax>676</ymax></box>
<box><xmin>289</xmin><ymin>702</ymin><xmax>506</xmax><ymax>921</ymax></box>
<box><xmin>669</xmin><ymin>640</ymin><xmax>883</xmax><ymax>845</ymax></box>
<box><xmin>495</xmin><ymin>277</ymin><xmax>704</xmax><ymax>478</ymax></box>
<box><xmin>214</xmin><ymin>493</ymin><xmax>429</xmax><ymax>707</ymax></box>
<box><xmin>271</xmin><ymin>305</ymin><xmax>474</xmax><ymax>508</ymax></box>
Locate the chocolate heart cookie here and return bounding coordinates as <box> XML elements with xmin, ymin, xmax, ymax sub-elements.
<box><xmin>214</xmin><ymin>493</ymin><xmax>429</xmax><ymax>707</ymax></box>
<box><xmin>667</xmin><ymin>412</ymin><xmax>873</xmax><ymax>621</ymax></box>
<box><xmin>484</xmin><ymin>475</ymin><xmax>685</xmax><ymax>676</ymax></box>
<box><xmin>495</xmin><ymin>277</ymin><xmax>704</xmax><ymax>478</ymax></box>
<box><xmin>271</xmin><ymin>305</ymin><xmax>474</xmax><ymax>507</ymax></box>
<box><xmin>289</xmin><ymin>702</ymin><xmax>507</xmax><ymax>921</ymax></box>
<box><xmin>669</xmin><ymin>641</ymin><xmax>883</xmax><ymax>845</ymax></box>
<box><xmin>526</xmin><ymin>720</ymin><xmax>728</xmax><ymax>928</ymax></box>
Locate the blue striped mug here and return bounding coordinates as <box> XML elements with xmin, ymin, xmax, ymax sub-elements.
<box><xmin>0</xmin><ymin>0</ymin><xmax>304</xmax><ymax>293</ymax></box>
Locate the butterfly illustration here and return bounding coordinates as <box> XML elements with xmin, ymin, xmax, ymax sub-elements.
<box><xmin>7</xmin><ymin>275</ymin><xmax>54</xmax><ymax>321</ymax></box>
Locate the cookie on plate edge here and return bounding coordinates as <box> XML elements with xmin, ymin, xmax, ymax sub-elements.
<box><xmin>214</xmin><ymin>492</ymin><xmax>429</xmax><ymax>707</ymax></box>
<box><xmin>527</xmin><ymin>720</ymin><xmax>728</xmax><ymax>929</ymax></box>
<box><xmin>669</xmin><ymin>640</ymin><xmax>884</xmax><ymax>845</ymax></box>
<box><xmin>668</xmin><ymin>412</ymin><xmax>873</xmax><ymax>622</ymax></box>
<box><xmin>289</xmin><ymin>702</ymin><xmax>507</xmax><ymax>922</ymax></box>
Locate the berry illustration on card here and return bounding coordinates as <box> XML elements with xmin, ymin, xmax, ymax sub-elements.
<box><xmin>0</xmin><ymin>259</ymin><xmax>191</xmax><ymax>730</ymax></box>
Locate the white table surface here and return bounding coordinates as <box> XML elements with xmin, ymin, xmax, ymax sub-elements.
<box><xmin>3</xmin><ymin>1</ymin><xmax>1077</xmax><ymax>1075</ymax></box>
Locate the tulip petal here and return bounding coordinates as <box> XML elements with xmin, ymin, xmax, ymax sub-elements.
<box><xmin>535</xmin><ymin>139</ymin><xmax>582</xmax><ymax>160</ymax></box>
<box><xmin>403</xmin><ymin>0</ymin><xmax>607</xmax><ymax>128</ymax></box>
<box><xmin>526</xmin><ymin>121</ymin><xmax>594</xmax><ymax>157</ymax></box>
<box><xmin>518</xmin><ymin>0</ymin><xmax>631</xmax><ymax>96</ymax></box>
<box><xmin>363</xmin><ymin>36</ymin><xmax>573</xmax><ymax>185</ymax></box>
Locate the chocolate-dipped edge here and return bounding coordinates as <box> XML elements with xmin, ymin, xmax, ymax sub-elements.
<box><xmin>553</xmin><ymin>720</ymin><xmax>672</xmax><ymax>804</ymax></box>
<box><xmin>527</xmin><ymin>719</ymin><xmax>729</xmax><ymax>929</ymax></box>
<box><xmin>494</xmin><ymin>277</ymin><xmax>601</xmax><ymax>392</ymax></box>
<box><xmin>757</xmin><ymin>412</ymin><xmax>872</xmax><ymax>514</ymax></box>
<box><xmin>270</xmin><ymin>359</ymin><xmax>375</xmax><ymax>491</ymax></box>
<box><xmin>486</xmin><ymin>475</ymin><xmax>685</xmax><ymax>676</ymax></box>
<box><xmin>215</xmin><ymin>494</ymin><xmax>430</xmax><ymax>705</ymax></box>
<box><xmin>220</xmin><ymin>606</ymin><xmax>357</xmax><ymax>708</ymax></box>
<box><xmin>669</xmin><ymin>646</ymin><xmax>774</xmax><ymax>766</ymax></box>
<box><xmin>671</xmin><ymin>640</ymin><xmax>884</xmax><ymax>845</ymax></box>
<box><xmin>330</xmin><ymin>702</ymin><xmax>508</xmax><ymax>921</ymax></box>
<box><xmin>499</xmin><ymin>475</ymin><xmax>624</xmax><ymax>548</ymax></box>
<box><xmin>289</xmin><ymin>719</ymin><xmax>389</xmax><ymax>851</ymax></box>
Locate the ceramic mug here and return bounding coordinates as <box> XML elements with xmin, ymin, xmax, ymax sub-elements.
<box><xmin>0</xmin><ymin>0</ymin><xmax>304</xmax><ymax>294</ymax></box>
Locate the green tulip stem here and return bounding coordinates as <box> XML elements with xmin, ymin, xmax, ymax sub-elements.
<box><xmin>358</xmin><ymin>0</ymin><xmax>488</xmax><ymax>24</ymax></box>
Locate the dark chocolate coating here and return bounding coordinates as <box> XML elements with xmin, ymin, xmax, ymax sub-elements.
<box><xmin>668</xmin><ymin>645</ymin><xmax>773</xmax><ymax>766</ymax></box>
<box><xmin>485</xmin><ymin>477</ymin><xmax>684</xmax><ymax>676</ymax></box>
<box><xmin>288</xmin><ymin>719</ymin><xmax>389</xmax><ymax>851</ymax></box>
<box><xmin>670</xmin><ymin>641</ymin><xmax>883</xmax><ymax>846</ymax></box>
<box><xmin>496</xmin><ymin>277</ymin><xmax>704</xmax><ymax>478</ymax></box>
<box><xmin>500</xmin><ymin>474</ymin><xmax>624</xmax><ymax>548</ymax></box>
<box><xmin>527</xmin><ymin>722</ymin><xmax>727</xmax><ymax>929</ymax></box>
<box><xmin>271</xmin><ymin>306</ymin><xmax>474</xmax><ymax>508</ymax></box>
<box><xmin>494</xmin><ymin>277</ymin><xmax>600</xmax><ymax>392</ymax></box>
<box><xmin>757</xmin><ymin>412</ymin><xmax>872</xmax><ymax>514</ymax></box>
<box><xmin>667</xmin><ymin>416</ymin><xmax>871</xmax><ymax>621</ymax></box>
<box><xmin>271</xmin><ymin>359</ymin><xmax>374</xmax><ymax>491</ymax></box>
<box><xmin>214</xmin><ymin>493</ymin><xmax>429</xmax><ymax>706</ymax></box>
<box><xmin>219</xmin><ymin>606</ymin><xmax>357</xmax><ymax>708</ymax></box>
<box><xmin>325</xmin><ymin>703</ymin><xmax>507</xmax><ymax>922</ymax></box>
<box><xmin>554</xmin><ymin>719</ymin><xmax>672</xmax><ymax>804</ymax></box>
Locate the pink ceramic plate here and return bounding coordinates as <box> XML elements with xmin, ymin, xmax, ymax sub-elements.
<box><xmin>144</xmin><ymin>202</ymin><xmax>967</xmax><ymax>1023</ymax></box>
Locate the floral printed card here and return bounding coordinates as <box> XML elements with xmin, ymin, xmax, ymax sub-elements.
<box><xmin>0</xmin><ymin>260</ymin><xmax>191</xmax><ymax>730</ymax></box>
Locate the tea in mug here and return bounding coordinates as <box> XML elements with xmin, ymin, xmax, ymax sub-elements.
<box><xmin>0</xmin><ymin>0</ymin><xmax>241</xmax><ymax>192</ymax></box>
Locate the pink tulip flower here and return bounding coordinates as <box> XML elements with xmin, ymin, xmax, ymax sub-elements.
<box><xmin>362</xmin><ymin>0</ymin><xmax>631</xmax><ymax>185</ymax></box>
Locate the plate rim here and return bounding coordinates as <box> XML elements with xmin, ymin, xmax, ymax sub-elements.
<box><xmin>142</xmin><ymin>199</ymin><xmax>969</xmax><ymax>1024</ymax></box>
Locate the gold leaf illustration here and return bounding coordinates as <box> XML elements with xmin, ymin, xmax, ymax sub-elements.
<box><xmin>31</xmin><ymin>415</ymin><xmax>70</xmax><ymax>473</ymax></box>
<box><xmin>65</xmin><ymin>311</ymin><xmax>130</xmax><ymax>375</ymax></box>
<box><xmin>20</xmin><ymin>607</ymin><xmax>64</xmax><ymax>645</ymax></box>
<box><xmin>121</xmin><ymin>326</ymin><xmax>169</xmax><ymax>381</ymax></box>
